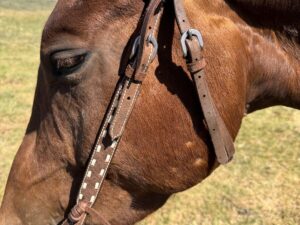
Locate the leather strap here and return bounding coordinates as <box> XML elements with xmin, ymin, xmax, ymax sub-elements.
<box><xmin>62</xmin><ymin>0</ymin><xmax>235</xmax><ymax>224</ymax></box>
<box><xmin>173</xmin><ymin>0</ymin><xmax>235</xmax><ymax>164</ymax></box>
<box><xmin>61</xmin><ymin>202</ymin><xmax>111</xmax><ymax>225</ymax></box>
<box><xmin>62</xmin><ymin>1</ymin><xmax>165</xmax><ymax>224</ymax></box>
<box><xmin>131</xmin><ymin>0</ymin><xmax>164</xmax><ymax>82</ymax></box>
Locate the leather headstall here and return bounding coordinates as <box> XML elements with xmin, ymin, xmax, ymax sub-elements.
<box><xmin>62</xmin><ymin>0</ymin><xmax>235</xmax><ymax>224</ymax></box>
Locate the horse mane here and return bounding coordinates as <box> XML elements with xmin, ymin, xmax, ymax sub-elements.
<box><xmin>229</xmin><ymin>0</ymin><xmax>300</xmax><ymax>13</ymax></box>
<box><xmin>227</xmin><ymin>0</ymin><xmax>300</xmax><ymax>60</ymax></box>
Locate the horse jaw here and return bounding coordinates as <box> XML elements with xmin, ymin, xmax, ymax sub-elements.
<box><xmin>0</xmin><ymin>132</ymin><xmax>64</xmax><ymax>225</ymax></box>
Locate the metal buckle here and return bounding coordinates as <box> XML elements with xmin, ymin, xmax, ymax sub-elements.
<box><xmin>129</xmin><ymin>34</ymin><xmax>158</xmax><ymax>64</ymax></box>
<box><xmin>146</xmin><ymin>33</ymin><xmax>158</xmax><ymax>63</ymax></box>
<box><xmin>130</xmin><ymin>36</ymin><xmax>141</xmax><ymax>60</ymax></box>
<box><xmin>180</xmin><ymin>29</ymin><xmax>204</xmax><ymax>58</ymax></box>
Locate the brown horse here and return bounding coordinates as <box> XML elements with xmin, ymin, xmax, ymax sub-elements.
<box><xmin>0</xmin><ymin>0</ymin><xmax>299</xmax><ymax>224</ymax></box>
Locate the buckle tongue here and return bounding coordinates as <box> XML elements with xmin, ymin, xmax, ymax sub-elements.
<box><xmin>180</xmin><ymin>28</ymin><xmax>204</xmax><ymax>58</ymax></box>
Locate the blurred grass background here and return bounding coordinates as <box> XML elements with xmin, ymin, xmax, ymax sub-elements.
<box><xmin>0</xmin><ymin>1</ymin><xmax>299</xmax><ymax>225</ymax></box>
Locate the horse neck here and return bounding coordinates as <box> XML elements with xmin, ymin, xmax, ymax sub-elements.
<box><xmin>225</xmin><ymin>0</ymin><xmax>300</xmax><ymax>112</ymax></box>
<box><xmin>243</xmin><ymin>26</ymin><xmax>300</xmax><ymax>112</ymax></box>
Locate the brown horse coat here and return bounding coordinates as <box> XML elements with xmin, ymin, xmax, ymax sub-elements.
<box><xmin>0</xmin><ymin>0</ymin><xmax>299</xmax><ymax>224</ymax></box>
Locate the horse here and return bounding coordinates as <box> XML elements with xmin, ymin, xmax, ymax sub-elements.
<box><xmin>0</xmin><ymin>0</ymin><xmax>299</xmax><ymax>224</ymax></box>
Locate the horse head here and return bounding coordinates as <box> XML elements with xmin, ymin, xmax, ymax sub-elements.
<box><xmin>1</xmin><ymin>0</ymin><xmax>299</xmax><ymax>224</ymax></box>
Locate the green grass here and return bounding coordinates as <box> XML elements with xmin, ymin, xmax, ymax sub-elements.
<box><xmin>0</xmin><ymin>0</ymin><xmax>55</xmax><ymax>10</ymax></box>
<box><xmin>140</xmin><ymin>108</ymin><xmax>300</xmax><ymax>225</ymax></box>
<box><xmin>0</xmin><ymin>0</ymin><xmax>55</xmax><ymax>201</ymax></box>
<box><xmin>0</xmin><ymin>1</ymin><xmax>299</xmax><ymax>225</ymax></box>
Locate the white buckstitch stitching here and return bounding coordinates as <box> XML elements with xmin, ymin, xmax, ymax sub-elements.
<box><xmin>96</xmin><ymin>145</ymin><xmax>101</xmax><ymax>152</ymax></box>
<box><xmin>77</xmin><ymin>82</ymin><xmax>123</xmax><ymax>203</ymax></box>
<box><xmin>101</xmin><ymin>130</ymin><xmax>107</xmax><ymax>138</ymax></box>
<box><xmin>116</xmin><ymin>85</ymin><xmax>140</xmax><ymax>138</ymax></box>
<box><xmin>111</xmin><ymin>140</ymin><xmax>118</xmax><ymax>149</ymax></box>
<box><xmin>90</xmin><ymin>196</ymin><xmax>96</xmax><ymax>203</ymax></box>
<box><xmin>95</xmin><ymin>182</ymin><xmax>100</xmax><ymax>189</ymax></box>
<box><xmin>110</xmin><ymin>83</ymin><xmax>129</xmax><ymax>137</ymax></box>
<box><xmin>105</xmin><ymin>154</ymin><xmax>111</xmax><ymax>162</ymax></box>
<box><xmin>77</xmin><ymin>7</ymin><xmax>164</xmax><ymax>206</ymax></box>
<box><xmin>87</xmin><ymin>171</ymin><xmax>92</xmax><ymax>177</ymax></box>
<box><xmin>144</xmin><ymin>45</ymin><xmax>154</xmax><ymax>72</ymax></box>
<box><xmin>99</xmin><ymin>169</ymin><xmax>105</xmax><ymax>176</ymax></box>
<box><xmin>87</xmin><ymin>80</ymin><xmax>125</xmax><ymax>206</ymax></box>
<box><xmin>97</xmin><ymin>139</ymin><xmax>121</xmax><ymax>189</ymax></box>
<box><xmin>97</xmin><ymin>82</ymin><xmax>123</xmax><ymax>142</ymax></box>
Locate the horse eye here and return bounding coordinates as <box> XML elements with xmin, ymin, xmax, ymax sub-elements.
<box><xmin>51</xmin><ymin>50</ymin><xmax>87</xmax><ymax>76</ymax></box>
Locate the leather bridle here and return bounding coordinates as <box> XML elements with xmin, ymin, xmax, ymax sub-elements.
<box><xmin>62</xmin><ymin>0</ymin><xmax>235</xmax><ymax>224</ymax></box>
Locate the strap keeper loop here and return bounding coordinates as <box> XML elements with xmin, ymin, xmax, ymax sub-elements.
<box><xmin>187</xmin><ymin>58</ymin><xmax>207</xmax><ymax>73</ymax></box>
<box><xmin>67</xmin><ymin>202</ymin><xmax>88</xmax><ymax>223</ymax></box>
<box><xmin>125</xmin><ymin>64</ymin><xmax>135</xmax><ymax>77</ymax></box>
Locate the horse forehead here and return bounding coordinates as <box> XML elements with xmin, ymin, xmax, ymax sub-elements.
<box><xmin>43</xmin><ymin>0</ymin><xmax>113</xmax><ymax>40</ymax></box>
<box><xmin>52</xmin><ymin>0</ymin><xmax>124</xmax><ymax>20</ymax></box>
<box><xmin>43</xmin><ymin>0</ymin><xmax>137</xmax><ymax>43</ymax></box>
<box><xmin>55</xmin><ymin>0</ymin><xmax>110</xmax><ymax>10</ymax></box>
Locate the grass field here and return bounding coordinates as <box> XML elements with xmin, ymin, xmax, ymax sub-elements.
<box><xmin>0</xmin><ymin>1</ymin><xmax>299</xmax><ymax>225</ymax></box>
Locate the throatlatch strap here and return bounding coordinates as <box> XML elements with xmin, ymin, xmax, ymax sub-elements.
<box><xmin>173</xmin><ymin>0</ymin><xmax>235</xmax><ymax>164</ymax></box>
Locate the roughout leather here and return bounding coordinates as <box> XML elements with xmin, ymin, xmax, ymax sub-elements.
<box><xmin>174</xmin><ymin>0</ymin><xmax>235</xmax><ymax>163</ymax></box>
